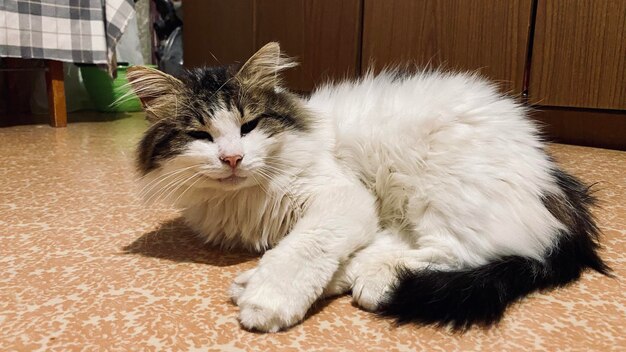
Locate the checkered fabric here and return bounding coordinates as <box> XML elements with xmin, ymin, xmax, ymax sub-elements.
<box><xmin>0</xmin><ymin>0</ymin><xmax>135</xmax><ymax>68</ymax></box>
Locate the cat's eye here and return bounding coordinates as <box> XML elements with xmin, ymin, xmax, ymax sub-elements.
<box><xmin>186</xmin><ymin>130</ymin><xmax>213</xmax><ymax>141</ymax></box>
<box><xmin>241</xmin><ymin>117</ymin><xmax>263</xmax><ymax>136</ymax></box>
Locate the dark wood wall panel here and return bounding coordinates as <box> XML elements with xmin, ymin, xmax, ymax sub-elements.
<box><xmin>183</xmin><ymin>0</ymin><xmax>255</xmax><ymax>67</ymax></box>
<box><xmin>256</xmin><ymin>0</ymin><xmax>362</xmax><ymax>91</ymax></box>
<box><xmin>362</xmin><ymin>0</ymin><xmax>533</xmax><ymax>95</ymax></box>
<box><xmin>182</xmin><ymin>0</ymin><xmax>625</xmax><ymax>149</ymax></box>
<box><xmin>183</xmin><ymin>0</ymin><xmax>361</xmax><ymax>91</ymax></box>
<box><xmin>530</xmin><ymin>0</ymin><xmax>626</xmax><ymax>109</ymax></box>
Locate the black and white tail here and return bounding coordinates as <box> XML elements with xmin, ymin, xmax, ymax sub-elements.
<box><xmin>379</xmin><ymin>169</ymin><xmax>611</xmax><ymax>330</ymax></box>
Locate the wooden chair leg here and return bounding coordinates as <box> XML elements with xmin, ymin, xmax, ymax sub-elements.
<box><xmin>45</xmin><ymin>60</ymin><xmax>67</xmax><ymax>127</ymax></box>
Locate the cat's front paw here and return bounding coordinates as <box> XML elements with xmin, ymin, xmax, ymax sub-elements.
<box><xmin>236</xmin><ymin>273</ymin><xmax>309</xmax><ymax>332</ymax></box>
<box><xmin>238</xmin><ymin>299</ymin><xmax>300</xmax><ymax>333</ymax></box>
<box><xmin>229</xmin><ymin>268</ymin><xmax>257</xmax><ymax>305</ymax></box>
<box><xmin>351</xmin><ymin>268</ymin><xmax>397</xmax><ymax>312</ymax></box>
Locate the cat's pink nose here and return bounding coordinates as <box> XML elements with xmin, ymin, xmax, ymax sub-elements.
<box><xmin>220</xmin><ymin>154</ymin><xmax>243</xmax><ymax>168</ymax></box>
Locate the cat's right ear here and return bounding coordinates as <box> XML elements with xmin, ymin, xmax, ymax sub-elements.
<box><xmin>236</xmin><ymin>42</ymin><xmax>297</xmax><ymax>90</ymax></box>
<box><xmin>126</xmin><ymin>66</ymin><xmax>185</xmax><ymax>122</ymax></box>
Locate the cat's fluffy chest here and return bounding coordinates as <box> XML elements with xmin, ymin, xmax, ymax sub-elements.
<box><xmin>182</xmin><ymin>182</ymin><xmax>307</xmax><ymax>251</ymax></box>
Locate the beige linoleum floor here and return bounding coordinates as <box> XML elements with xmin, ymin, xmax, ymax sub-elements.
<box><xmin>1</xmin><ymin>114</ymin><xmax>625</xmax><ymax>351</ymax></box>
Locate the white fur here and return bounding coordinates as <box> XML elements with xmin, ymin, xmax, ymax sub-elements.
<box><xmin>140</xmin><ymin>71</ymin><xmax>566</xmax><ymax>332</ymax></box>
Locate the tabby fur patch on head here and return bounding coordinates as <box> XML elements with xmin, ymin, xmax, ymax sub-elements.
<box><xmin>127</xmin><ymin>42</ymin><xmax>314</xmax><ymax>193</ymax></box>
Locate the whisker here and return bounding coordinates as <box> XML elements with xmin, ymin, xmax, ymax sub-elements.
<box><xmin>138</xmin><ymin>170</ymin><xmax>190</xmax><ymax>199</ymax></box>
<box><xmin>156</xmin><ymin>171</ymin><xmax>204</xmax><ymax>204</ymax></box>
<box><xmin>138</xmin><ymin>165</ymin><xmax>201</xmax><ymax>198</ymax></box>
<box><xmin>145</xmin><ymin>171</ymin><xmax>197</xmax><ymax>204</ymax></box>
<box><xmin>172</xmin><ymin>174</ymin><xmax>204</xmax><ymax>205</ymax></box>
<box><xmin>137</xmin><ymin>163</ymin><xmax>202</xmax><ymax>181</ymax></box>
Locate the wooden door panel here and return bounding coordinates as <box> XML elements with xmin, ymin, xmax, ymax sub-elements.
<box><xmin>183</xmin><ymin>0</ymin><xmax>255</xmax><ymax>68</ymax></box>
<box><xmin>256</xmin><ymin>0</ymin><xmax>362</xmax><ymax>91</ymax></box>
<box><xmin>362</xmin><ymin>0</ymin><xmax>533</xmax><ymax>95</ymax></box>
<box><xmin>183</xmin><ymin>0</ymin><xmax>361</xmax><ymax>92</ymax></box>
<box><xmin>530</xmin><ymin>0</ymin><xmax>626</xmax><ymax>109</ymax></box>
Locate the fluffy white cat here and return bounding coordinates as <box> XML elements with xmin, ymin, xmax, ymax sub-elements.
<box><xmin>128</xmin><ymin>42</ymin><xmax>609</xmax><ymax>332</ymax></box>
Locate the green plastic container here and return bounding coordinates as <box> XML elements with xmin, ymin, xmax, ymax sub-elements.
<box><xmin>80</xmin><ymin>64</ymin><xmax>156</xmax><ymax>113</ymax></box>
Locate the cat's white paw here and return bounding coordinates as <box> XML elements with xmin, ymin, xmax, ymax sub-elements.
<box><xmin>349</xmin><ymin>259</ymin><xmax>400</xmax><ymax>312</ymax></box>
<box><xmin>236</xmin><ymin>271</ymin><xmax>309</xmax><ymax>332</ymax></box>
<box><xmin>228</xmin><ymin>268</ymin><xmax>257</xmax><ymax>305</ymax></box>
<box><xmin>238</xmin><ymin>301</ymin><xmax>297</xmax><ymax>333</ymax></box>
<box><xmin>322</xmin><ymin>263</ymin><xmax>352</xmax><ymax>298</ymax></box>
<box><xmin>352</xmin><ymin>274</ymin><xmax>396</xmax><ymax>311</ymax></box>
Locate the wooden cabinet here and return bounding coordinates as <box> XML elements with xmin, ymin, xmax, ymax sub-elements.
<box><xmin>363</xmin><ymin>0</ymin><xmax>533</xmax><ymax>95</ymax></box>
<box><xmin>183</xmin><ymin>0</ymin><xmax>626</xmax><ymax>149</ymax></box>
<box><xmin>530</xmin><ymin>0</ymin><xmax>626</xmax><ymax>110</ymax></box>
<box><xmin>184</xmin><ymin>0</ymin><xmax>532</xmax><ymax>95</ymax></box>
<box><xmin>183</xmin><ymin>0</ymin><xmax>361</xmax><ymax>92</ymax></box>
<box><xmin>183</xmin><ymin>0</ymin><xmax>255</xmax><ymax>68</ymax></box>
<box><xmin>255</xmin><ymin>0</ymin><xmax>362</xmax><ymax>91</ymax></box>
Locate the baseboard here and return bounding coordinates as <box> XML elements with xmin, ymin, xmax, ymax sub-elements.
<box><xmin>529</xmin><ymin>106</ymin><xmax>626</xmax><ymax>151</ymax></box>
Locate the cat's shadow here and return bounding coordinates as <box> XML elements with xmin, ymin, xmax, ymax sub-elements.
<box><xmin>124</xmin><ymin>217</ymin><xmax>345</xmax><ymax>327</ymax></box>
<box><xmin>123</xmin><ymin>217</ymin><xmax>258</xmax><ymax>267</ymax></box>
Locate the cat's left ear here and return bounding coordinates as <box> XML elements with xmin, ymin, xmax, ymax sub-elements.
<box><xmin>236</xmin><ymin>42</ymin><xmax>297</xmax><ymax>90</ymax></box>
<box><xmin>126</xmin><ymin>66</ymin><xmax>185</xmax><ymax>122</ymax></box>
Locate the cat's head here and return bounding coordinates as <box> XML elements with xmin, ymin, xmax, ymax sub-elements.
<box><xmin>128</xmin><ymin>42</ymin><xmax>316</xmax><ymax>199</ymax></box>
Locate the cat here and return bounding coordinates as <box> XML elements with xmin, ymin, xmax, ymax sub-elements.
<box><xmin>127</xmin><ymin>42</ymin><xmax>610</xmax><ymax>332</ymax></box>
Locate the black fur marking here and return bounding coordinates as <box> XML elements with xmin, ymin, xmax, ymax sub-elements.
<box><xmin>379</xmin><ymin>168</ymin><xmax>611</xmax><ymax>331</ymax></box>
<box><xmin>193</xmin><ymin>111</ymin><xmax>206</xmax><ymax>126</ymax></box>
<box><xmin>270</xmin><ymin>113</ymin><xmax>301</xmax><ymax>130</ymax></box>
<box><xmin>256</xmin><ymin>112</ymin><xmax>304</xmax><ymax>137</ymax></box>
<box><xmin>235</xmin><ymin>103</ymin><xmax>245</xmax><ymax>117</ymax></box>
<box><xmin>137</xmin><ymin>122</ymin><xmax>188</xmax><ymax>173</ymax></box>
<box><xmin>180</xmin><ymin>66</ymin><xmax>240</xmax><ymax>120</ymax></box>
<box><xmin>184</xmin><ymin>66</ymin><xmax>237</xmax><ymax>98</ymax></box>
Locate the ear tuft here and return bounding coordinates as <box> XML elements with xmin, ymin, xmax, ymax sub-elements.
<box><xmin>236</xmin><ymin>42</ymin><xmax>297</xmax><ymax>90</ymax></box>
<box><xmin>126</xmin><ymin>66</ymin><xmax>185</xmax><ymax>121</ymax></box>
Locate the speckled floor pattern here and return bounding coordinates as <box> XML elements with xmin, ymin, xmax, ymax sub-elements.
<box><xmin>1</xmin><ymin>114</ymin><xmax>625</xmax><ymax>351</ymax></box>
